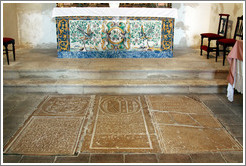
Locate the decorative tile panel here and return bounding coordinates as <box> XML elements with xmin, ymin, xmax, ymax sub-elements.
<box><xmin>56</xmin><ymin>16</ymin><xmax>174</xmax><ymax>58</ymax></box>
<box><xmin>56</xmin><ymin>19</ymin><xmax>70</xmax><ymax>51</ymax></box>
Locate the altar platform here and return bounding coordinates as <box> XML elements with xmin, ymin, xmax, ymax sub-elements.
<box><xmin>3</xmin><ymin>48</ymin><xmax>230</xmax><ymax>94</ymax></box>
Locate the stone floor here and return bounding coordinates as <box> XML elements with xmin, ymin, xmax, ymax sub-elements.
<box><xmin>3</xmin><ymin>92</ymin><xmax>243</xmax><ymax>163</ymax></box>
<box><xmin>3</xmin><ymin>48</ymin><xmax>231</xmax><ymax>94</ymax></box>
<box><xmin>3</xmin><ymin>47</ymin><xmax>230</xmax><ymax>70</ymax></box>
<box><xmin>2</xmin><ymin>47</ymin><xmax>243</xmax><ymax>163</ymax></box>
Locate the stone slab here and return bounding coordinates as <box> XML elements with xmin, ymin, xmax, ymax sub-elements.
<box><xmin>125</xmin><ymin>154</ymin><xmax>158</xmax><ymax>163</ymax></box>
<box><xmin>90</xmin><ymin>154</ymin><xmax>124</xmax><ymax>163</ymax></box>
<box><xmin>158</xmin><ymin>154</ymin><xmax>192</xmax><ymax>163</ymax></box>
<box><xmin>190</xmin><ymin>152</ymin><xmax>226</xmax><ymax>163</ymax></box>
<box><xmin>81</xmin><ymin>95</ymin><xmax>160</xmax><ymax>153</ymax></box>
<box><xmin>4</xmin><ymin>116</ymin><xmax>84</xmax><ymax>155</ymax></box>
<box><xmin>146</xmin><ymin>95</ymin><xmax>211</xmax><ymax>114</ymax></box>
<box><xmin>146</xmin><ymin>95</ymin><xmax>242</xmax><ymax>154</ymax></box>
<box><xmin>33</xmin><ymin>95</ymin><xmax>92</xmax><ymax>116</ymax></box>
<box><xmin>158</xmin><ymin>125</ymin><xmax>242</xmax><ymax>153</ymax></box>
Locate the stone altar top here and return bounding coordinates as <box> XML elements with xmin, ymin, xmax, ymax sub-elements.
<box><xmin>52</xmin><ymin>7</ymin><xmax>178</xmax><ymax>18</ymax></box>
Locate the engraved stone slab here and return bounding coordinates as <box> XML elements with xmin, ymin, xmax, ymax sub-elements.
<box><xmin>81</xmin><ymin>95</ymin><xmax>160</xmax><ymax>153</ymax></box>
<box><xmin>158</xmin><ymin>125</ymin><xmax>242</xmax><ymax>153</ymax></box>
<box><xmin>34</xmin><ymin>95</ymin><xmax>91</xmax><ymax>116</ymax></box>
<box><xmin>152</xmin><ymin>112</ymin><xmax>222</xmax><ymax>128</ymax></box>
<box><xmin>145</xmin><ymin>95</ymin><xmax>242</xmax><ymax>153</ymax></box>
<box><xmin>147</xmin><ymin>95</ymin><xmax>210</xmax><ymax>114</ymax></box>
<box><xmin>4</xmin><ymin>116</ymin><xmax>84</xmax><ymax>155</ymax></box>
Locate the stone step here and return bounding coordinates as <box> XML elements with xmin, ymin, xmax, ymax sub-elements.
<box><xmin>3</xmin><ymin>78</ymin><xmax>228</xmax><ymax>94</ymax></box>
<box><xmin>3</xmin><ymin>69</ymin><xmax>228</xmax><ymax>80</ymax></box>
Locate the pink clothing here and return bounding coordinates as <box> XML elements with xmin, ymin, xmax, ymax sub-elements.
<box><xmin>227</xmin><ymin>40</ymin><xmax>243</xmax><ymax>85</ymax></box>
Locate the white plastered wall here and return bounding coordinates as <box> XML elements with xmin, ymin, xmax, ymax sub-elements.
<box><xmin>3</xmin><ymin>3</ymin><xmax>19</xmax><ymax>45</ymax></box>
<box><xmin>3</xmin><ymin>3</ymin><xmax>57</xmax><ymax>48</ymax></box>
<box><xmin>173</xmin><ymin>3</ymin><xmax>212</xmax><ymax>48</ymax></box>
<box><xmin>209</xmin><ymin>3</ymin><xmax>243</xmax><ymax>39</ymax></box>
<box><xmin>2</xmin><ymin>2</ymin><xmax>244</xmax><ymax>49</ymax></box>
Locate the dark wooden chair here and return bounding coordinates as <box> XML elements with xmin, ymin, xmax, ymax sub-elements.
<box><xmin>3</xmin><ymin>37</ymin><xmax>16</xmax><ymax>65</ymax></box>
<box><xmin>200</xmin><ymin>14</ymin><xmax>230</xmax><ymax>59</ymax></box>
<box><xmin>216</xmin><ymin>15</ymin><xmax>243</xmax><ymax>66</ymax></box>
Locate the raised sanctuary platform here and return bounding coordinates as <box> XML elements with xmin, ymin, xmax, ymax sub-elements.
<box><xmin>52</xmin><ymin>7</ymin><xmax>177</xmax><ymax>58</ymax></box>
<box><xmin>3</xmin><ymin>48</ymin><xmax>229</xmax><ymax>94</ymax></box>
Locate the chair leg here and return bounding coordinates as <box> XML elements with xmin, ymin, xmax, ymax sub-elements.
<box><xmin>223</xmin><ymin>45</ymin><xmax>227</xmax><ymax>66</ymax></box>
<box><xmin>207</xmin><ymin>39</ymin><xmax>211</xmax><ymax>59</ymax></box>
<box><xmin>200</xmin><ymin>36</ymin><xmax>204</xmax><ymax>56</ymax></box>
<box><xmin>216</xmin><ymin>41</ymin><xmax>219</xmax><ymax>62</ymax></box>
<box><xmin>12</xmin><ymin>42</ymin><xmax>16</xmax><ymax>61</ymax></box>
<box><xmin>5</xmin><ymin>45</ymin><xmax>9</xmax><ymax>65</ymax></box>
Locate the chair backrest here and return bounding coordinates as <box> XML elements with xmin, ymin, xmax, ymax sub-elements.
<box><xmin>234</xmin><ymin>15</ymin><xmax>243</xmax><ymax>40</ymax></box>
<box><xmin>217</xmin><ymin>14</ymin><xmax>230</xmax><ymax>38</ymax></box>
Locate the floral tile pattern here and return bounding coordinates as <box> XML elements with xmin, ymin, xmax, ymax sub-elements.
<box><xmin>130</xmin><ymin>20</ymin><xmax>162</xmax><ymax>51</ymax></box>
<box><xmin>70</xmin><ymin>20</ymin><xmax>103</xmax><ymax>51</ymax></box>
<box><xmin>57</xmin><ymin>16</ymin><xmax>174</xmax><ymax>58</ymax></box>
<box><xmin>69</xmin><ymin>20</ymin><xmax>162</xmax><ymax>52</ymax></box>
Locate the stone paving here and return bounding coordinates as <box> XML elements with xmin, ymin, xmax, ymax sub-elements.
<box><xmin>3</xmin><ymin>48</ymin><xmax>230</xmax><ymax>94</ymax></box>
<box><xmin>2</xmin><ymin>92</ymin><xmax>243</xmax><ymax>163</ymax></box>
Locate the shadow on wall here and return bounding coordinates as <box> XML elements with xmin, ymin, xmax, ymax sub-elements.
<box><xmin>183</xmin><ymin>3</ymin><xmax>199</xmax><ymax>8</ymax></box>
<box><xmin>178</xmin><ymin>37</ymin><xmax>188</xmax><ymax>47</ymax></box>
<box><xmin>174</xmin><ymin>3</ymin><xmax>243</xmax><ymax>49</ymax></box>
<box><xmin>173</xmin><ymin>3</ymin><xmax>189</xmax><ymax>48</ymax></box>
<box><xmin>176</xmin><ymin>21</ymin><xmax>189</xmax><ymax>31</ymax></box>
<box><xmin>16</xmin><ymin>3</ymin><xmax>57</xmax><ymax>49</ymax></box>
<box><xmin>210</xmin><ymin>3</ymin><xmax>243</xmax><ymax>39</ymax></box>
<box><xmin>176</xmin><ymin>21</ymin><xmax>189</xmax><ymax>47</ymax></box>
<box><xmin>233</xmin><ymin>4</ymin><xmax>241</xmax><ymax>16</ymax></box>
<box><xmin>191</xmin><ymin>35</ymin><xmax>200</xmax><ymax>49</ymax></box>
<box><xmin>227</xmin><ymin>20</ymin><xmax>233</xmax><ymax>39</ymax></box>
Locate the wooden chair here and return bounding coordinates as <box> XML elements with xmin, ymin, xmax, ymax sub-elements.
<box><xmin>200</xmin><ymin>14</ymin><xmax>230</xmax><ymax>59</ymax></box>
<box><xmin>216</xmin><ymin>15</ymin><xmax>243</xmax><ymax>66</ymax></box>
<box><xmin>3</xmin><ymin>37</ymin><xmax>16</xmax><ymax>65</ymax></box>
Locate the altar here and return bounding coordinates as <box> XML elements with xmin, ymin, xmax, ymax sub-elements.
<box><xmin>52</xmin><ymin>7</ymin><xmax>178</xmax><ymax>58</ymax></box>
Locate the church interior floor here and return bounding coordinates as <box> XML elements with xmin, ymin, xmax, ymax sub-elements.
<box><xmin>3</xmin><ymin>93</ymin><xmax>243</xmax><ymax>163</ymax></box>
<box><xmin>3</xmin><ymin>48</ymin><xmax>231</xmax><ymax>94</ymax></box>
<box><xmin>3</xmin><ymin>48</ymin><xmax>229</xmax><ymax>71</ymax></box>
<box><xmin>2</xmin><ymin>48</ymin><xmax>243</xmax><ymax>163</ymax></box>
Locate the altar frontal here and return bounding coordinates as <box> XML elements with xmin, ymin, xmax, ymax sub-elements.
<box><xmin>53</xmin><ymin>8</ymin><xmax>177</xmax><ymax>58</ymax></box>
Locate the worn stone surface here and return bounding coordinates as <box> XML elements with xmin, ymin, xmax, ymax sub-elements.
<box><xmin>222</xmin><ymin>151</ymin><xmax>243</xmax><ymax>163</ymax></box>
<box><xmin>33</xmin><ymin>95</ymin><xmax>92</xmax><ymax>116</ymax></box>
<box><xmin>189</xmin><ymin>114</ymin><xmax>222</xmax><ymax>128</ymax></box>
<box><xmin>217</xmin><ymin>114</ymin><xmax>243</xmax><ymax>125</ymax></box>
<box><xmin>125</xmin><ymin>154</ymin><xmax>158</xmax><ymax>163</ymax></box>
<box><xmin>146</xmin><ymin>95</ymin><xmax>242</xmax><ymax>154</ymax></box>
<box><xmin>20</xmin><ymin>156</ymin><xmax>55</xmax><ymax>163</ymax></box>
<box><xmin>3</xmin><ymin>155</ymin><xmax>22</xmax><ymax>163</ymax></box>
<box><xmin>3</xmin><ymin>93</ymin><xmax>243</xmax><ymax>163</ymax></box>
<box><xmin>206</xmin><ymin>105</ymin><xmax>235</xmax><ymax>115</ymax></box>
<box><xmin>236</xmin><ymin>137</ymin><xmax>243</xmax><ymax>146</ymax></box>
<box><xmin>158</xmin><ymin>154</ymin><xmax>192</xmax><ymax>163</ymax></box>
<box><xmin>190</xmin><ymin>153</ymin><xmax>226</xmax><ymax>163</ymax></box>
<box><xmin>158</xmin><ymin>125</ymin><xmax>242</xmax><ymax>153</ymax></box>
<box><xmin>4</xmin><ymin>116</ymin><xmax>84</xmax><ymax>155</ymax></box>
<box><xmin>3</xmin><ymin>48</ymin><xmax>229</xmax><ymax>73</ymax></box>
<box><xmin>90</xmin><ymin>154</ymin><xmax>124</xmax><ymax>163</ymax></box>
<box><xmin>146</xmin><ymin>95</ymin><xmax>210</xmax><ymax>114</ymax></box>
<box><xmin>225</xmin><ymin>125</ymin><xmax>243</xmax><ymax>137</ymax></box>
<box><xmin>81</xmin><ymin>95</ymin><xmax>160</xmax><ymax>153</ymax></box>
<box><xmin>55</xmin><ymin>154</ymin><xmax>90</xmax><ymax>163</ymax></box>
